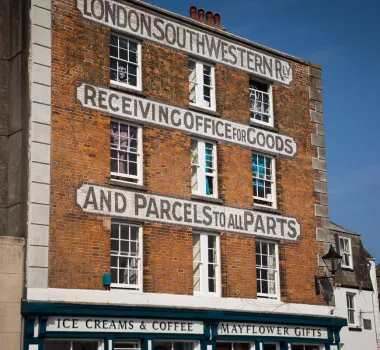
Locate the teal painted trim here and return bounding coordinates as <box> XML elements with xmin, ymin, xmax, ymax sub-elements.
<box><xmin>23</xmin><ymin>339</ymin><xmax>44</xmax><ymax>350</ymax></box>
<box><xmin>334</xmin><ymin>328</ymin><xmax>340</xmax><ymax>344</ymax></box>
<box><xmin>217</xmin><ymin>336</ymin><xmax>327</xmax><ymax>344</ymax></box>
<box><xmin>21</xmin><ymin>301</ymin><xmax>348</xmax><ymax>328</ymax></box>
<box><xmin>104</xmin><ymin>338</ymin><xmax>110</xmax><ymax>350</ymax></box>
<box><xmin>25</xmin><ymin>316</ymin><xmax>36</xmax><ymax>338</ymax></box>
<box><xmin>201</xmin><ymin>340</ymin><xmax>216</xmax><ymax>350</ymax></box>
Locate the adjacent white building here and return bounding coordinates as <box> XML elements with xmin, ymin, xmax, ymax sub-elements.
<box><xmin>328</xmin><ymin>222</ymin><xmax>380</xmax><ymax>350</ymax></box>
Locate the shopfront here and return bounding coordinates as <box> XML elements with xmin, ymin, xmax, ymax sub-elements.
<box><xmin>22</xmin><ymin>302</ymin><xmax>346</xmax><ymax>350</ymax></box>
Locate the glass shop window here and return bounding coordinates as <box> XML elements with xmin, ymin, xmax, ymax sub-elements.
<box><xmin>292</xmin><ymin>345</ymin><xmax>322</xmax><ymax>350</ymax></box>
<box><xmin>44</xmin><ymin>340</ymin><xmax>100</xmax><ymax>350</ymax></box>
<box><xmin>114</xmin><ymin>340</ymin><xmax>140</xmax><ymax>350</ymax></box>
<box><xmin>216</xmin><ymin>343</ymin><xmax>250</xmax><ymax>350</ymax></box>
<box><xmin>154</xmin><ymin>341</ymin><xmax>198</xmax><ymax>350</ymax></box>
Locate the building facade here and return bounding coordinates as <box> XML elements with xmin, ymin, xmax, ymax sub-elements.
<box><xmin>0</xmin><ymin>0</ymin><xmax>350</xmax><ymax>349</ymax></box>
<box><xmin>327</xmin><ymin>222</ymin><xmax>380</xmax><ymax>349</ymax></box>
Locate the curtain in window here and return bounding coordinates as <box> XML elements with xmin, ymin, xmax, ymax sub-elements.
<box><xmin>110</xmin><ymin>123</ymin><xmax>136</xmax><ymax>175</ymax></box>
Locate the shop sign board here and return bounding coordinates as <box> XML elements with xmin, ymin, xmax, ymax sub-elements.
<box><xmin>47</xmin><ymin>317</ymin><xmax>204</xmax><ymax>334</ymax></box>
<box><xmin>218</xmin><ymin>322</ymin><xmax>328</xmax><ymax>340</ymax></box>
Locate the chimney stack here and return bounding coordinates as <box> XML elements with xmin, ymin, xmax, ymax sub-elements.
<box><xmin>206</xmin><ymin>11</ymin><xmax>213</xmax><ymax>25</ymax></box>
<box><xmin>197</xmin><ymin>8</ymin><xmax>205</xmax><ymax>22</ymax></box>
<box><xmin>190</xmin><ymin>6</ymin><xmax>197</xmax><ymax>20</ymax></box>
<box><xmin>189</xmin><ymin>6</ymin><xmax>224</xmax><ymax>30</ymax></box>
<box><xmin>213</xmin><ymin>13</ymin><xmax>221</xmax><ymax>27</ymax></box>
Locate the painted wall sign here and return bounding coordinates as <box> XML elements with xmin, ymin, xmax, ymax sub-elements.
<box><xmin>76</xmin><ymin>184</ymin><xmax>301</xmax><ymax>241</ymax></box>
<box><xmin>218</xmin><ymin>322</ymin><xmax>328</xmax><ymax>340</ymax></box>
<box><xmin>46</xmin><ymin>317</ymin><xmax>204</xmax><ymax>334</ymax></box>
<box><xmin>77</xmin><ymin>84</ymin><xmax>297</xmax><ymax>157</ymax></box>
<box><xmin>76</xmin><ymin>0</ymin><xmax>293</xmax><ymax>84</ymax></box>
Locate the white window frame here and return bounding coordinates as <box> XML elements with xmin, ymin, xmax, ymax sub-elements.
<box><xmin>252</xmin><ymin>153</ymin><xmax>277</xmax><ymax>208</ymax></box>
<box><xmin>110</xmin><ymin>33</ymin><xmax>142</xmax><ymax>91</ymax></box>
<box><xmin>339</xmin><ymin>236</ymin><xmax>353</xmax><ymax>269</ymax></box>
<box><xmin>188</xmin><ymin>58</ymin><xmax>216</xmax><ymax>111</ymax></box>
<box><xmin>114</xmin><ymin>339</ymin><xmax>141</xmax><ymax>350</ymax></box>
<box><xmin>110</xmin><ymin>120</ymin><xmax>143</xmax><ymax>185</ymax></box>
<box><xmin>256</xmin><ymin>240</ymin><xmax>280</xmax><ymax>299</ymax></box>
<box><xmin>249</xmin><ymin>80</ymin><xmax>274</xmax><ymax>127</ymax></box>
<box><xmin>44</xmin><ymin>339</ymin><xmax>104</xmax><ymax>350</ymax></box>
<box><xmin>191</xmin><ymin>138</ymin><xmax>218</xmax><ymax>198</ymax></box>
<box><xmin>110</xmin><ymin>222</ymin><xmax>143</xmax><ymax>291</ymax></box>
<box><xmin>346</xmin><ymin>292</ymin><xmax>356</xmax><ymax>326</ymax></box>
<box><xmin>193</xmin><ymin>232</ymin><xmax>221</xmax><ymax>297</ymax></box>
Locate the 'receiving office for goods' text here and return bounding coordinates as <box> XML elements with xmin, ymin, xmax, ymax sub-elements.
<box><xmin>76</xmin><ymin>0</ymin><xmax>293</xmax><ymax>84</ymax></box>
<box><xmin>78</xmin><ymin>84</ymin><xmax>297</xmax><ymax>157</ymax></box>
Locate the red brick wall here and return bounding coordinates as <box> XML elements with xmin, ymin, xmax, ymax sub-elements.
<box><xmin>50</xmin><ymin>0</ymin><xmax>324</xmax><ymax>304</ymax></box>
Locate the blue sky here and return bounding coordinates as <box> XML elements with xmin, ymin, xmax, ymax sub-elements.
<box><xmin>146</xmin><ymin>0</ymin><xmax>380</xmax><ymax>261</ymax></box>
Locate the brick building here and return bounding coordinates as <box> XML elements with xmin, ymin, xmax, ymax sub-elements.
<box><xmin>0</xmin><ymin>0</ymin><xmax>349</xmax><ymax>349</ymax></box>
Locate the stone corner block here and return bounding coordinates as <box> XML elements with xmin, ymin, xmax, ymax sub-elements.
<box><xmin>316</xmin><ymin>228</ymin><xmax>330</xmax><ymax>242</ymax></box>
<box><xmin>309</xmin><ymin>86</ymin><xmax>323</xmax><ymax>102</ymax></box>
<box><xmin>314</xmin><ymin>180</ymin><xmax>327</xmax><ymax>194</ymax></box>
<box><xmin>310</xmin><ymin>111</ymin><xmax>324</xmax><ymax>124</ymax></box>
<box><xmin>311</xmin><ymin>134</ymin><xmax>325</xmax><ymax>148</ymax></box>
<box><xmin>309</xmin><ymin>66</ymin><xmax>322</xmax><ymax>79</ymax></box>
<box><xmin>318</xmin><ymin>147</ymin><xmax>326</xmax><ymax>160</ymax></box>
<box><xmin>312</xmin><ymin>158</ymin><xmax>326</xmax><ymax>171</ymax></box>
<box><xmin>27</xmin><ymin>267</ymin><xmax>48</xmax><ymax>288</ymax></box>
<box><xmin>315</xmin><ymin>204</ymin><xmax>329</xmax><ymax>218</ymax></box>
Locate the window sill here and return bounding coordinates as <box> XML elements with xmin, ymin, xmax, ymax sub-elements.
<box><xmin>110</xmin><ymin>179</ymin><xmax>148</xmax><ymax>191</ymax></box>
<box><xmin>110</xmin><ymin>285</ymin><xmax>143</xmax><ymax>292</ymax></box>
<box><xmin>257</xmin><ymin>296</ymin><xmax>280</xmax><ymax>301</ymax></box>
<box><xmin>253</xmin><ymin>204</ymin><xmax>281</xmax><ymax>214</ymax></box>
<box><xmin>109</xmin><ymin>82</ymin><xmax>147</xmax><ymax>97</ymax></box>
<box><xmin>341</xmin><ymin>266</ymin><xmax>354</xmax><ymax>271</ymax></box>
<box><xmin>188</xmin><ymin>104</ymin><xmax>220</xmax><ymax>117</ymax></box>
<box><xmin>191</xmin><ymin>194</ymin><xmax>224</xmax><ymax>204</ymax></box>
<box><xmin>348</xmin><ymin>327</ymin><xmax>362</xmax><ymax>332</ymax></box>
<box><xmin>250</xmin><ymin>119</ymin><xmax>279</xmax><ymax>132</ymax></box>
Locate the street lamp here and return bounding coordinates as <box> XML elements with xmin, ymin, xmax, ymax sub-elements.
<box><xmin>315</xmin><ymin>245</ymin><xmax>343</xmax><ymax>295</ymax></box>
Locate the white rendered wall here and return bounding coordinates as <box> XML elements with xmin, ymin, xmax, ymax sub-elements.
<box><xmin>368</xmin><ymin>261</ymin><xmax>380</xmax><ymax>349</ymax></box>
<box><xmin>334</xmin><ymin>286</ymin><xmax>377</xmax><ymax>350</ymax></box>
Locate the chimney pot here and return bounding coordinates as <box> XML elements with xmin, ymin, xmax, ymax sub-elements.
<box><xmin>213</xmin><ymin>12</ymin><xmax>221</xmax><ymax>26</ymax></box>
<box><xmin>190</xmin><ymin>6</ymin><xmax>197</xmax><ymax>20</ymax></box>
<box><xmin>206</xmin><ymin>11</ymin><xmax>213</xmax><ymax>24</ymax></box>
<box><xmin>198</xmin><ymin>8</ymin><xmax>205</xmax><ymax>22</ymax></box>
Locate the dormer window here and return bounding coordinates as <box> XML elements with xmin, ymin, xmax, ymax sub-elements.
<box><xmin>339</xmin><ymin>236</ymin><xmax>353</xmax><ymax>269</ymax></box>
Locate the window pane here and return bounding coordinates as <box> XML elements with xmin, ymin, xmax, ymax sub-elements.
<box><xmin>120</xmin><ymin>48</ymin><xmax>128</xmax><ymax>60</ymax></box>
<box><xmin>73</xmin><ymin>342</ymin><xmax>99</xmax><ymax>350</ymax></box>
<box><xmin>115</xmin><ymin>341</ymin><xmax>140</xmax><ymax>350</ymax></box>
<box><xmin>208</xmin><ymin>277</ymin><xmax>216</xmax><ymax>292</ymax></box>
<box><xmin>111</xmin><ymin>240</ymin><xmax>118</xmax><ymax>254</ymax></box>
<box><xmin>45</xmin><ymin>341</ymin><xmax>71</xmax><ymax>350</ymax></box>
<box><xmin>129</xmin><ymin>51</ymin><xmax>137</xmax><ymax>63</ymax></box>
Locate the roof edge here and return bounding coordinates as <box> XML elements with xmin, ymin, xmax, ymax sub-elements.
<box><xmin>126</xmin><ymin>0</ymin><xmax>321</xmax><ymax>69</ymax></box>
<box><xmin>329</xmin><ymin>221</ymin><xmax>360</xmax><ymax>236</ymax></box>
